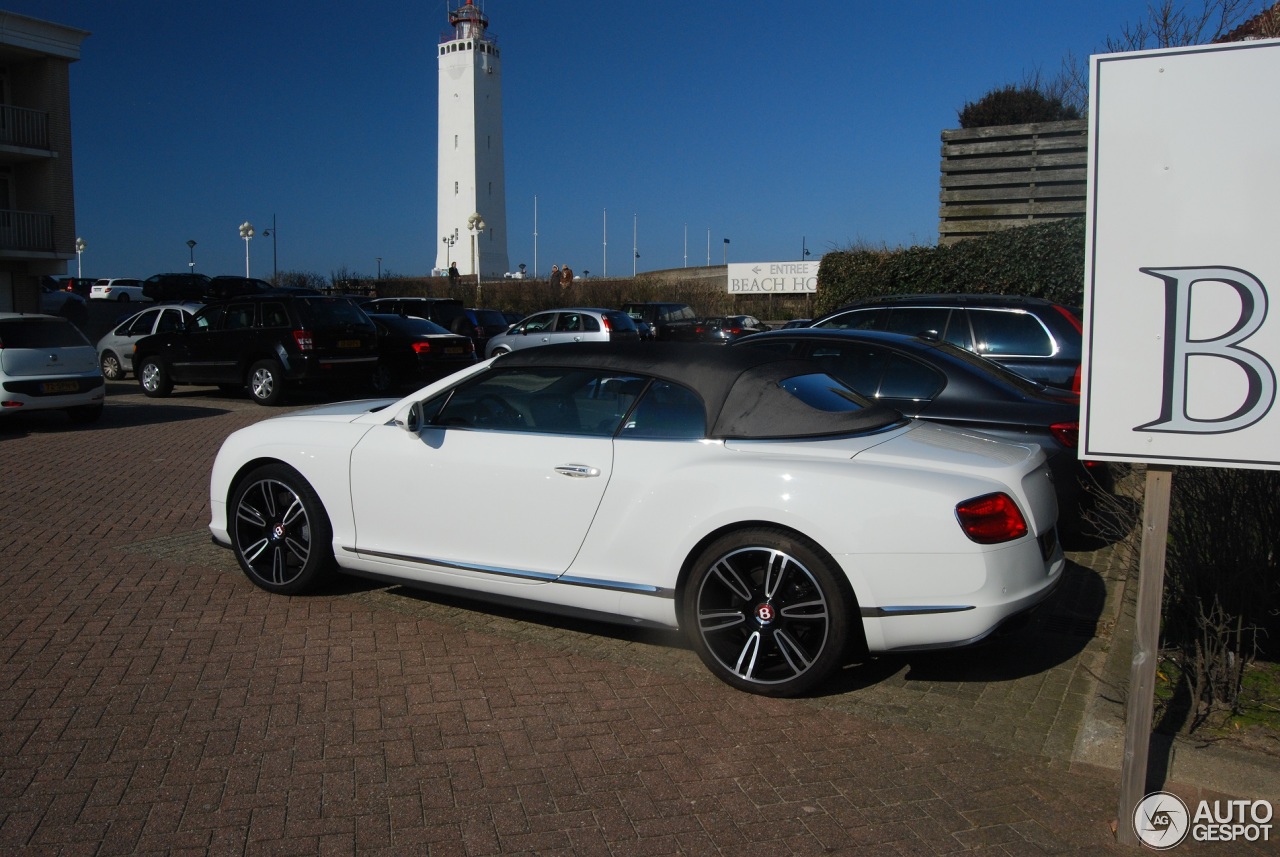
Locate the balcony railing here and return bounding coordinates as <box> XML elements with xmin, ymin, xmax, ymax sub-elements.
<box><xmin>0</xmin><ymin>105</ymin><xmax>50</xmax><ymax>150</ymax></box>
<box><xmin>0</xmin><ymin>210</ymin><xmax>54</xmax><ymax>252</ymax></box>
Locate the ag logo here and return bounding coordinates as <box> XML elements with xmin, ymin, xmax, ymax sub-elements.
<box><xmin>1135</xmin><ymin>791</ymin><xmax>1190</xmax><ymax>849</ymax></box>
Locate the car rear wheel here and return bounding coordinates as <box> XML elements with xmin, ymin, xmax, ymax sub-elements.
<box><xmin>230</xmin><ymin>464</ymin><xmax>334</xmax><ymax>595</ymax></box>
<box><xmin>117</xmin><ymin>293</ymin><xmax>130</xmax><ymax>302</ymax></box>
<box><xmin>100</xmin><ymin>351</ymin><xmax>124</xmax><ymax>380</ymax></box>
<box><xmin>683</xmin><ymin>527</ymin><xmax>853</xmax><ymax>697</ymax></box>
<box><xmin>248</xmin><ymin>359</ymin><xmax>285</xmax><ymax>405</ymax></box>
<box><xmin>138</xmin><ymin>357</ymin><xmax>172</xmax><ymax>398</ymax></box>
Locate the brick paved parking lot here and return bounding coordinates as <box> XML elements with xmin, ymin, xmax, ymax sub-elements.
<box><xmin>0</xmin><ymin>381</ymin><xmax>1266</xmax><ymax>854</ymax></box>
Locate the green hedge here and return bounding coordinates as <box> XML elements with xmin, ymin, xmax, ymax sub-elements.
<box><xmin>815</xmin><ymin>217</ymin><xmax>1086</xmax><ymax>314</ymax></box>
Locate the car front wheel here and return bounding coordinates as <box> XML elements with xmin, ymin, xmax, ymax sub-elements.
<box><xmin>248</xmin><ymin>359</ymin><xmax>285</xmax><ymax>405</ymax></box>
<box><xmin>138</xmin><ymin>357</ymin><xmax>172</xmax><ymax>398</ymax></box>
<box><xmin>101</xmin><ymin>351</ymin><xmax>124</xmax><ymax>380</ymax></box>
<box><xmin>683</xmin><ymin>527</ymin><xmax>853</xmax><ymax>697</ymax></box>
<box><xmin>229</xmin><ymin>464</ymin><xmax>334</xmax><ymax>594</ymax></box>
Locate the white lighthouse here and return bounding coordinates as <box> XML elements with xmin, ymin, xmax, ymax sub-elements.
<box><xmin>435</xmin><ymin>0</ymin><xmax>510</xmax><ymax>279</ymax></box>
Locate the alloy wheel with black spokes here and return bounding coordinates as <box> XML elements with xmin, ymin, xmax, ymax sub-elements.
<box><xmin>683</xmin><ymin>527</ymin><xmax>853</xmax><ymax>697</ymax></box>
<box><xmin>229</xmin><ymin>464</ymin><xmax>334</xmax><ymax>594</ymax></box>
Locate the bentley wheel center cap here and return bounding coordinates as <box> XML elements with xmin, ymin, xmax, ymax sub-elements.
<box><xmin>755</xmin><ymin>603</ymin><xmax>776</xmax><ymax>624</ymax></box>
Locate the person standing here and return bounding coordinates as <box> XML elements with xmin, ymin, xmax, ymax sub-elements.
<box><xmin>561</xmin><ymin>264</ymin><xmax>573</xmax><ymax>286</ymax></box>
<box><xmin>548</xmin><ymin>264</ymin><xmax>560</xmax><ymax>287</ymax></box>
<box><xmin>448</xmin><ymin>262</ymin><xmax>460</xmax><ymax>285</ymax></box>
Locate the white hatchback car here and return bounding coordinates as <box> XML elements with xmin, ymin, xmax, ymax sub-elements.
<box><xmin>209</xmin><ymin>343</ymin><xmax>1064</xmax><ymax>697</ymax></box>
<box><xmin>95</xmin><ymin>302</ymin><xmax>203</xmax><ymax>380</ymax></box>
<box><xmin>484</xmin><ymin>307</ymin><xmax>640</xmax><ymax>358</ymax></box>
<box><xmin>90</xmin><ymin>278</ymin><xmax>149</xmax><ymax>302</ymax></box>
<box><xmin>0</xmin><ymin>313</ymin><xmax>105</xmax><ymax>424</ymax></box>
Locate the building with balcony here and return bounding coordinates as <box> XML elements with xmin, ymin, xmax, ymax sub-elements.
<box><xmin>0</xmin><ymin>11</ymin><xmax>88</xmax><ymax>312</ymax></box>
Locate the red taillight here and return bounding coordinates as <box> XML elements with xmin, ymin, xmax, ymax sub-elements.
<box><xmin>725</xmin><ymin>326</ymin><xmax>743</xmax><ymax>335</ymax></box>
<box><xmin>955</xmin><ymin>492</ymin><xmax>1028</xmax><ymax>544</ymax></box>
<box><xmin>65</xmin><ymin>284</ymin><xmax>75</xmax><ymax>292</ymax></box>
<box><xmin>1070</xmin><ymin>364</ymin><xmax>1081</xmax><ymax>393</ymax></box>
<box><xmin>292</xmin><ymin>330</ymin><xmax>313</xmax><ymax>351</ymax></box>
<box><xmin>412</xmin><ymin>341</ymin><xmax>433</xmax><ymax>354</ymax></box>
<box><xmin>601</xmin><ymin>316</ymin><xmax>612</xmax><ymax>332</ymax></box>
<box><xmin>1050</xmin><ymin>421</ymin><xmax>1079</xmax><ymax>447</ymax></box>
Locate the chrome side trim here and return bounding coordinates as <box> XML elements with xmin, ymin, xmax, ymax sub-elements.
<box><xmin>340</xmin><ymin>546</ymin><xmax>675</xmax><ymax>598</ymax></box>
<box><xmin>860</xmin><ymin>604</ymin><xmax>975</xmax><ymax>617</ymax></box>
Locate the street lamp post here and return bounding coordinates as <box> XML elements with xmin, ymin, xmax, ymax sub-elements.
<box><xmin>467</xmin><ymin>211</ymin><xmax>486</xmax><ymax>302</ymax></box>
<box><xmin>74</xmin><ymin>237</ymin><xmax>86</xmax><ymax>278</ymax></box>
<box><xmin>442</xmin><ymin>235</ymin><xmax>456</xmax><ymax>268</ymax></box>
<box><xmin>260</xmin><ymin>214</ymin><xmax>278</xmax><ymax>283</ymax></box>
<box><xmin>187</xmin><ymin>239</ymin><xmax>197</xmax><ymax>273</ymax></box>
<box><xmin>376</xmin><ymin>257</ymin><xmax>382</xmax><ymax>280</ymax></box>
<box><xmin>239</xmin><ymin>222</ymin><xmax>254</xmax><ymax>277</ymax></box>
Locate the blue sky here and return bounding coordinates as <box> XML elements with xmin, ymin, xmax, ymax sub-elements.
<box><xmin>18</xmin><ymin>1</ymin><xmax>1200</xmax><ymax>281</ymax></box>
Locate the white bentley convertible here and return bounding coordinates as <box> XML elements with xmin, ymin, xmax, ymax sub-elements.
<box><xmin>210</xmin><ymin>343</ymin><xmax>1064</xmax><ymax>696</ymax></box>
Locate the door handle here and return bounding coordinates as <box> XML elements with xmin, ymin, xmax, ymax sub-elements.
<box><xmin>555</xmin><ymin>464</ymin><xmax>600</xmax><ymax>478</ymax></box>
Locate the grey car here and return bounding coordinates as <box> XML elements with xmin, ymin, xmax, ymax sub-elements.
<box><xmin>484</xmin><ymin>307</ymin><xmax>640</xmax><ymax>358</ymax></box>
<box><xmin>95</xmin><ymin>302</ymin><xmax>202</xmax><ymax>380</ymax></box>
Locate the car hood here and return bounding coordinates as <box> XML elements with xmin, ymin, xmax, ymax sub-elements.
<box><xmin>274</xmin><ymin>398</ymin><xmax>400</xmax><ymax>421</ymax></box>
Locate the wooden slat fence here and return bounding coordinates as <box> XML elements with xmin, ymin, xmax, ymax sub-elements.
<box><xmin>939</xmin><ymin>119</ymin><xmax>1087</xmax><ymax>245</ymax></box>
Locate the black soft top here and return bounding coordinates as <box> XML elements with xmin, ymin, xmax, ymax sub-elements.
<box><xmin>494</xmin><ymin>342</ymin><xmax>905</xmax><ymax>439</ymax></box>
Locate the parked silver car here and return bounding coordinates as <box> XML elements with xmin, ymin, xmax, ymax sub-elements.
<box><xmin>95</xmin><ymin>302</ymin><xmax>202</xmax><ymax>380</ymax></box>
<box><xmin>0</xmin><ymin>313</ymin><xmax>104</xmax><ymax>423</ymax></box>
<box><xmin>484</xmin><ymin>307</ymin><xmax>640</xmax><ymax>358</ymax></box>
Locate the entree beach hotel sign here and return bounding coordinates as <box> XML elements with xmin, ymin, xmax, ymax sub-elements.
<box><xmin>1081</xmin><ymin>38</ymin><xmax>1280</xmax><ymax>470</ymax></box>
<box><xmin>727</xmin><ymin>261</ymin><xmax>819</xmax><ymax>294</ymax></box>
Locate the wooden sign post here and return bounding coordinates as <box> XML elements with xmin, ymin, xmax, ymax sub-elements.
<box><xmin>1115</xmin><ymin>465</ymin><xmax>1174</xmax><ymax>846</ymax></box>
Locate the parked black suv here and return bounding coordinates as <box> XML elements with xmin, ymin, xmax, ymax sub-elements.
<box><xmin>132</xmin><ymin>294</ymin><xmax>378</xmax><ymax>405</ymax></box>
<box><xmin>141</xmin><ymin>273</ymin><xmax>213</xmax><ymax>302</ymax></box>
<box><xmin>810</xmin><ymin>294</ymin><xmax>1083</xmax><ymax>389</ymax></box>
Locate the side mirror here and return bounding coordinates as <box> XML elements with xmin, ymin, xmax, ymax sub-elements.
<box><xmin>395</xmin><ymin>400</ymin><xmax>424</xmax><ymax>433</ymax></box>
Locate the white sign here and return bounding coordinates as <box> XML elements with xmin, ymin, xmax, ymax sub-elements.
<box><xmin>1081</xmin><ymin>39</ymin><xmax>1280</xmax><ymax>469</ymax></box>
<box><xmin>727</xmin><ymin>261</ymin><xmax>819</xmax><ymax>294</ymax></box>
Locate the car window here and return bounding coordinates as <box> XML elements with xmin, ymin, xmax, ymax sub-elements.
<box><xmin>156</xmin><ymin>309</ymin><xmax>186</xmax><ymax>333</ymax></box>
<box><xmin>121</xmin><ymin>310</ymin><xmax>160</xmax><ymax>336</ymax></box>
<box><xmin>778</xmin><ymin>373</ymin><xmax>871</xmax><ymax>412</ymax></box>
<box><xmin>884</xmin><ymin>307</ymin><xmax>952</xmax><ymax>339</ymax></box>
<box><xmin>808</xmin><ymin>344</ymin><xmax>888</xmax><ymax>395</ymax></box>
<box><xmin>622</xmin><ymin>381</ymin><xmax>705</xmax><ymax>439</ymax></box>
<box><xmin>876</xmin><ymin>354</ymin><xmax>946</xmax><ymax>401</ymax></box>
<box><xmin>224</xmin><ymin>304</ymin><xmax>255</xmax><ymax>330</ymax></box>
<box><xmin>0</xmin><ymin>318</ymin><xmax>89</xmax><ymax>348</ymax></box>
<box><xmin>195</xmin><ymin>306</ymin><xmax>225</xmax><ymax>330</ymax></box>
<box><xmin>813</xmin><ymin>308</ymin><xmax>886</xmax><ymax>331</ymax></box>
<box><xmin>259</xmin><ymin>302</ymin><xmax>289</xmax><ymax>328</ymax></box>
<box><xmin>581</xmin><ymin>314</ymin><xmax>601</xmax><ymax>332</ymax></box>
<box><xmin>430</xmin><ymin>367</ymin><xmax>639</xmax><ymax>435</ymax></box>
<box><xmin>969</xmin><ymin>309</ymin><xmax>1054</xmax><ymax>356</ymax></box>
<box><xmin>521</xmin><ymin>313</ymin><xmax>556</xmax><ymax>333</ymax></box>
<box><xmin>556</xmin><ymin>313</ymin><xmax>583</xmax><ymax>332</ymax></box>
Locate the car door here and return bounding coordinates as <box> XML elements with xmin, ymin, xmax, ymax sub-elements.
<box><xmin>348</xmin><ymin>366</ymin><xmax>619</xmax><ymax>581</ymax></box>
<box><xmin>113</xmin><ymin>308</ymin><xmax>163</xmax><ymax>371</ymax></box>
<box><xmin>509</xmin><ymin>312</ymin><xmax>558</xmax><ymax>351</ymax></box>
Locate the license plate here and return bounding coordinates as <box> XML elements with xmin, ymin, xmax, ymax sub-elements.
<box><xmin>444</xmin><ymin>347</ymin><xmax>463</xmax><ymax>355</ymax></box>
<box><xmin>43</xmin><ymin>380</ymin><xmax>79</xmax><ymax>394</ymax></box>
<box><xmin>338</xmin><ymin>339</ymin><xmax>361</xmax><ymax>349</ymax></box>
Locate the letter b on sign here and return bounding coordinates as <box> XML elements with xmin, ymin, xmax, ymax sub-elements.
<box><xmin>1137</xmin><ymin>266</ymin><xmax>1276</xmax><ymax>435</ymax></box>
